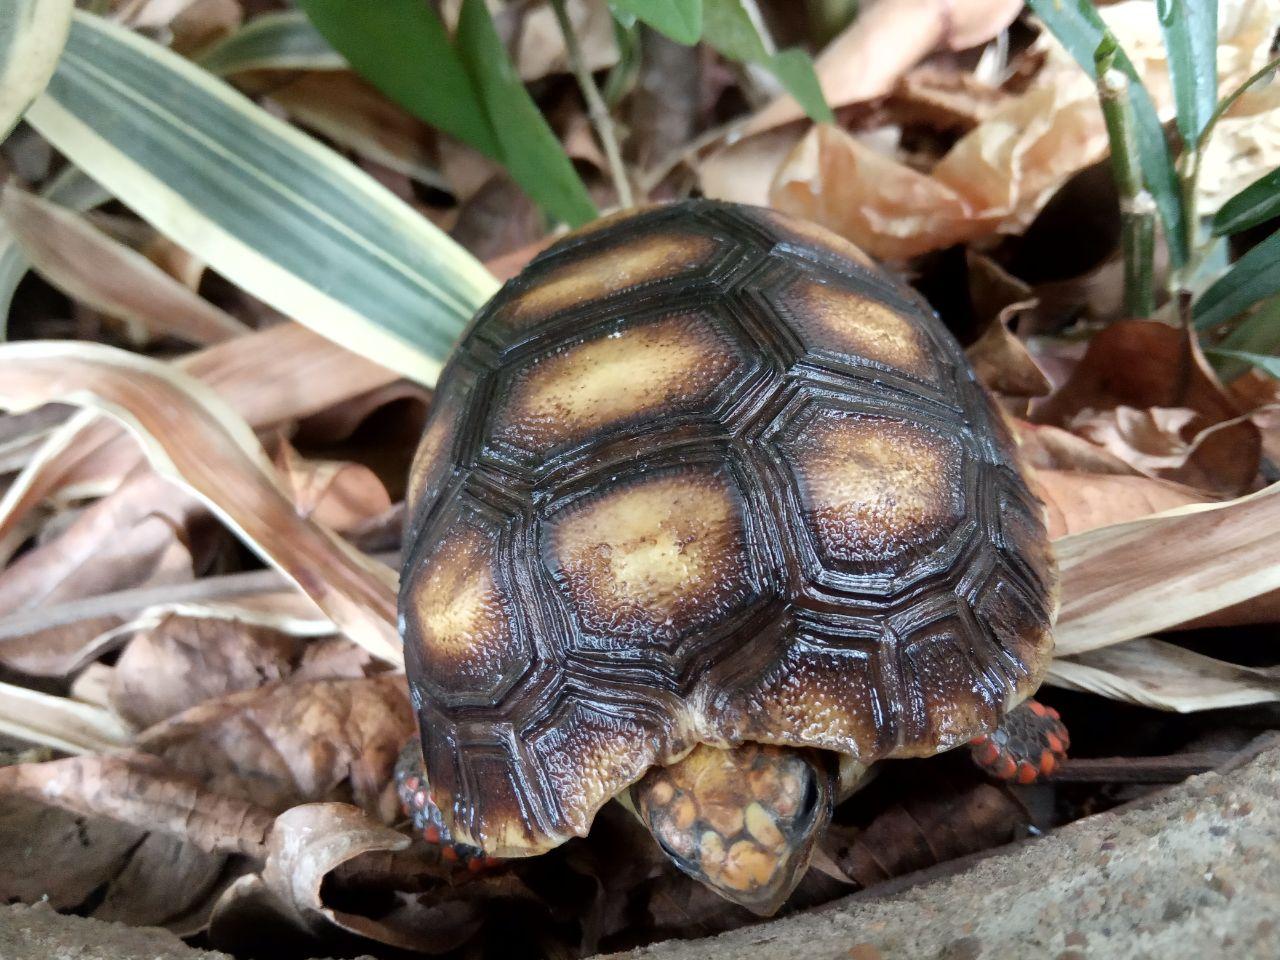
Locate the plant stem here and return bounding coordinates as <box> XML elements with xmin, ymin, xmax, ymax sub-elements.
<box><xmin>550</xmin><ymin>0</ymin><xmax>635</xmax><ymax>209</ymax></box>
<box><xmin>1097</xmin><ymin>59</ymin><xmax>1156</xmax><ymax>318</ymax></box>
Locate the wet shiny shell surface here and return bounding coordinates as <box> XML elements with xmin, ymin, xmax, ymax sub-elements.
<box><xmin>401</xmin><ymin>200</ymin><xmax>1056</xmax><ymax>857</ymax></box>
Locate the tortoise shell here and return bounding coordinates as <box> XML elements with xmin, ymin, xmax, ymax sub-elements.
<box><xmin>401</xmin><ymin>200</ymin><xmax>1056</xmax><ymax>857</ymax></box>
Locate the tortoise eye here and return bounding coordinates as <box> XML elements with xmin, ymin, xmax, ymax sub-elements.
<box><xmin>793</xmin><ymin>771</ymin><xmax>820</xmax><ymax>825</ymax></box>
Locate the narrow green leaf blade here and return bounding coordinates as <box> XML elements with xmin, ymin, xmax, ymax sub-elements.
<box><xmin>455</xmin><ymin>0</ymin><xmax>597</xmax><ymax>228</ymax></box>
<box><xmin>1194</xmin><ymin>228</ymin><xmax>1280</xmax><ymax>330</ymax></box>
<box><xmin>26</xmin><ymin>12</ymin><xmax>499</xmax><ymax>385</ymax></box>
<box><xmin>295</xmin><ymin>0</ymin><xmax>501</xmax><ymax>159</ymax></box>
<box><xmin>198</xmin><ymin>11</ymin><xmax>347</xmax><ymax>76</ymax></box>
<box><xmin>609</xmin><ymin>0</ymin><xmax>702</xmax><ymax>45</ymax></box>
<box><xmin>1156</xmin><ymin>0</ymin><xmax>1217</xmax><ymax>145</ymax></box>
<box><xmin>1212</xmin><ymin>166</ymin><xmax>1280</xmax><ymax>236</ymax></box>
<box><xmin>0</xmin><ymin>0</ymin><xmax>73</xmax><ymax>139</ymax></box>
<box><xmin>1205</xmin><ymin>347</ymin><xmax>1280</xmax><ymax>378</ymax></box>
<box><xmin>1026</xmin><ymin>0</ymin><xmax>1188</xmax><ymax>268</ymax></box>
<box><xmin>766</xmin><ymin>49</ymin><xmax>834</xmax><ymax>125</ymax></box>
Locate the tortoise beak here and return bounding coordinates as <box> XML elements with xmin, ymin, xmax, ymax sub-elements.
<box><xmin>631</xmin><ymin>743</ymin><xmax>835</xmax><ymax>917</ymax></box>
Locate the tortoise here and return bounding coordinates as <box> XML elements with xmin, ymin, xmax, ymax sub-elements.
<box><xmin>395</xmin><ymin>199</ymin><xmax>1065</xmax><ymax>915</ymax></box>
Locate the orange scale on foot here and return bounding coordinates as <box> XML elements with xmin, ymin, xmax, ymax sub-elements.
<box><xmin>1039</xmin><ymin>750</ymin><xmax>1057</xmax><ymax>776</ymax></box>
<box><xmin>1016</xmin><ymin>762</ymin><xmax>1038</xmax><ymax>785</ymax></box>
<box><xmin>996</xmin><ymin>754</ymin><xmax>1018</xmax><ymax>780</ymax></box>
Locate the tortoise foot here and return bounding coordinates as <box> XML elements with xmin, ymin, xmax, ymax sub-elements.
<box><xmin>969</xmin><ymin>699</ymin><xmax>1069</xmax><ymax>784</ymax></box>
<box><xmin>395</xmin><ymin>738</ymin><xmax>501</xmax><ymax>874</ymax></box>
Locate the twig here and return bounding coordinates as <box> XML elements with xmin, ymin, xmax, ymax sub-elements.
<box><xmin>549</xmin><ymin>0</ymin><xmax>634</xmax><ymax>208</ymax></box>
<box><xmin>1047</xmin><ymin>752</ymin><xmax>1233</xmax><ymax>784</ymax></box>
<box><xmin>1096</xmin><ymin>49</ymin><xmax>1156</xmax><ymax>318</ymax></box>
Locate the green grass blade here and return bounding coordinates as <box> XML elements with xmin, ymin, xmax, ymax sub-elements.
<box><xmin>198</xmin><ymin>11</ymin><xmax>347</xmax><ymax>76</ymax></box>
<box><xmin>455</xmin><ymin>0</ymin><xmax>597</xmax><ymax>228</ymax></box>
<box><xmin>1156</xmin><ymin>0</ymin><xmax>1217</xmax><ymax>146</ymax></box>
<box><xmin>295</xmin><ymin>0</ymin><xmax>501</xmax><ymax>160</ymax></box>
<box><xmin>1205</xmin><ymin>347</ymin><xmax>1280</xmax><ymax>378</ymax></box>
<box><xmin>0</xmin><ymin>0</ymin><xmax>73</xmax><ymax>139</ymax></box>
<box><xmin>1212</xmin><ymin>166</ymin><xmax>1280</xmax><ymax>236</ymax></box>
<box><xmin>1026</xmin><ymin>0</ymin><xmax>1188</xmax><ymax>268</ymax></box>
<box><xmin>1194</xmin><ymin>228</ymin><xmax>1280</xmax><ymax>330</ymax></box>
<box><xmin>609</xmin><ymin>0</ymin><xmax>702</xmax><ymax>45</ymax></box>
<box><xmin>25</xmin><ymin>12</ymin><xmax>499</xmax><ymax>385</ymax></box>
<box><xmin>702</xmin><ymin>0</ymin><xmax>832</xmax><ymax>123</ymax></box>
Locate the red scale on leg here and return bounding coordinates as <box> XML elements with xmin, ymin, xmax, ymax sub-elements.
<box><xmin>969</xmin><ymin>699</ymin><xmax>1069</xmax><ymax>784</ymax></box>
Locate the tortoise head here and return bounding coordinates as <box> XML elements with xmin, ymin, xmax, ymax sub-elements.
<box><xmin>630</xmin><ymin>742</ymin><xmax>836</xmax><ymax>915</ymax></box>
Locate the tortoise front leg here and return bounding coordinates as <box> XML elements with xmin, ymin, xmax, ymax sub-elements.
<box><xmin>968</xmin><ymin>699</ymin><xmax>1070</xmax><ymax>784</ymax></box>
<box><xmin>395</xmin><ymin>737</ymin><xmax>500</xmax><ymax>873</ymax></box>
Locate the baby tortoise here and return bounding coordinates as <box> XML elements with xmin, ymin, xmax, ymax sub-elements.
<box><xmin>397</xmin><ymin>200</ymin><xmax>1064</xmax><ymax>915</ymax></box>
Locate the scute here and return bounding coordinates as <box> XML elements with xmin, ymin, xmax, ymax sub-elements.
<box><xmin>401</xmin><ymin>200</ymin><xmax>1056</xmax><ymax>859</ymax></box>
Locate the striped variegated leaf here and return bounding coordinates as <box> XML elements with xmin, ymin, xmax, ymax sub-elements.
<box><xmin>0</xmin><ymin>0</ymin><xmax>73</xmax><ymax>139</ymax></box>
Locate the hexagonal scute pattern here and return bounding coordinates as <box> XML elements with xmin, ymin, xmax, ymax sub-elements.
<box><xmin>401</xmin><ymin>200</ymin><xmax>1057</xmax><ymax>858</ymax></box>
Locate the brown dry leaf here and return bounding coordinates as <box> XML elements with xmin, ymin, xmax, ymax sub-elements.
<box><xmin>0</xmin><ymin>184</ymin><xmax>249</xmax><ymax>346</ymax></box>
<box><xmin>111</xmin><ymin>614</ymin><xmax>308</xmax><ymax>728</ymax></box>
<box><xmin>0</xmin><ymin>791</ymin><xmax>231</xmax><ymax>934</ymax></box>
<box><xmin>1014</xmin><ymin>419</ymin><xmax>1142</xmax><ymax>475</ymax></box>
<box><xmin>697</xmin><ymin>126</ymin><xmax>810</xmax><ymax>209</ymax></box>
<box><xmin>0</xmin><ymin>615</ymin><xmax>127</xmax><ymax>679</ymax></box>
<box><xmin>0</xmin><ymin>342</ymin><xmax>401</xmax><ymax>664</ymax></box>
<box><xmin>0</xmin><ymin>321</ymin><xmax>399</xmax><ymax>560</ymax></box>
<box><xmin>1048</xmin><ymin>638</ymin><xmax>1280</xmax><ymax>712</ymax></box>
<box><xmin>137</xmin><ymin>675</ymin><xmax>412</xmax><ymax>817</ymax></box>
<box><xmin>1034</xmin><ymin>469</ymin><xmax>1210</xmax><ymax>539</ymax></box>
<box><xmin>743</xmin><ymin>0</ymin><xmax>1024</xmax><ymax>136</ymax></box>
<box><xmin>1033</xmin><ymin>320</ymin><xmax>1260</xmax><ymax>497</ymax></box>
<box><xmin>257</xmin><ymin>71</ymin><xmax>445</xmax><ymax>188</ymax></box>
<box><xmin>273</xmin><ymin>438</ymin><xmax>392</xmax><ymax>534</ymax></box>
<box><xmin>0</xmin><ymin>680</ymin><xmax>133</xmax><ymax>753</ymax></box>
<box><xmin>893</xmin><ymin>64</ymin><xmax>1011</xmax><ymax>132</ymax></box>
<box><xmin>1054</xmin><ymin>482</ymin><xmax>1280</xmax><ymax>657</ymax></box>
<box><xmin>822</xmin><ymin>768</ymin><xmax>1029</xmax><ymax>889</ymax></box>
<box><xmin>0</xmin><ymin>753</ymin><xmax>273</xmax><ymax>858</ymax></box>
<box><xmin>210</xmin><ymin>803</ymin><xmax>501</xmax><ymax>955</ymax></box>
<box><xmin>0</xmin><ymin>469</ymin><xmax>205</xmax><ymax>623</ymax></box>
<box><xmin>964</xmin><ymin>253</ymin><xmax>1051</xmax><ymax>400</ymax></box>
<box><xmin>1230</xmin><ymin>369</ymin><xmax>1280</xmax><ymax>463</ymax></box>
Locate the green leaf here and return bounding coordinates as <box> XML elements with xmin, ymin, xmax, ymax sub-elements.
<box><xmin>296</xmin><ymin>0</ymin><xmax>501</xmax><ymax>159</ymax></box>
<box><xmin>198</xmin><ymin>11</ymin><xmax>347</xmax><ymax>76</ymax></box>
<box><xmin>609</xmin><ymin>0</ymin><xmax>702</xmax><ymax>45</ymax></box>
<box><xmin>0</xmin><ymin>0</ymin><xmax>73</xmax><ymax>139</ymax></box>
<box><xmin>454</xmin><ymin>0</ymin><xmax>597</xmax><ymax>228</ymax></box>
<box><xmin>765</xmin><ymin>49</ymin><xmax>834</xmax><ymax>125</ymax></box>
<box><xmin>1212</xmin><ymin>166</ymin><xmax>1280</xmax><ymax>236</ymax></box>
<box><xmin>297</xmin><ymin>0</ymin><xmax>595</xmax><ymax>227</ymax></box>
<box><xmin>1194</xmin><ymin>228</ymin><xmax>1280</xmax><ymax>330</ymax></box>
<box><xmin>602</xmin><ymin>17</ymin><xmax>642</xmax><ymax>107</ymax></box>
<box><xmin>1205</xmin><ymin>347</ymin><xmax>1280</xmax><ymax>379</ymax></box>
<box><xmin>1156</xmin><ymin>0</ymin><xmax>1217</xmax><ymax>146</ymax></box>
<box><xmin>702</xmin><ymin>0</ymin><xmax>832</xmax><ymax>124</ymax></box>
<box><xmin>25</xmin><ymin>12</ymin><xmax>499</xmax><ymax>385</ymax></box>
<box><xmin>1026</xmin><ymin>0</ymin><xmax>1188</xmax><ymax>269</ymax></box>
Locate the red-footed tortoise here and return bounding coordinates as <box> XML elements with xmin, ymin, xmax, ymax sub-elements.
<box><xmin>396</xmin><ymin>200</ymin><xmax>1064</xmax><ymax>915</ymax></box>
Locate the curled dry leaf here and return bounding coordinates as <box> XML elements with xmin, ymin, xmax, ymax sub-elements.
<box><xmin>0</xmin><ymin>341</ymin><xmax>401</xmax><ymax>664</ymax></box>
<box><xmin>0</xmin><ymin>752</ymin><xmax>273</xmax><ymax>858</ymax></box>
<box><xmin>963</xmin><ymin>252</ymin><xmax>1051</xmax><ymax>401</ymax></box>
<box><xmin>1033</xmin><ymin>320</ymin><xmax>1260</xmax><ymax>497</ymax></box>
<box><xmin>0</xmin><ymin>791</ymin><xmax>230</xmax><ymax>934</ymax></box>
<box><xmin>1034</xmin><ymin>469</ymin><xmax>1210</xmax><ymax>539</ymax></box>
<box><xmin>1048</xmin><ymin>638</ymin><xmax>1280</xmax><ymax>712</ymax></box>
<box><xmin>137</xmin><ymin>675</ymin><xmax>412</xmax><ymax>818</ymax></box>
<box><xmin>1054</xmin><ymin>482</ymin><xmax>1280</xmax><ymax>657</ymax></box>
<box><xmin>0</xmin><ymin>184</ymin><xmax>249</xmax><ymax>346</ymax></box>
<box><xmin>0</xmin><ymin>679</ymin><xmax>133</xmax><ymax>754</ymax></box>
<box><xmin>1014</xmin><ymin>419</ymin><xmax>1143</xmax><ymax>475</ymax></box>
<box><xmin>0</xmin><ymin>321</ymin><xmax>399</xmax><ymax>563</ymax></box>
<box><xmin>742</xmin><ymin>0</ymin><xmax>1024</xmax><ymax>136</ymax></box>
<box><xmin>273</xmin><ymin>438</ymin><xmax>392</xmax><ymax>534</ymax></box>
<box><xmin>111</xmin><ymin>613</ymin><xmax>308</xmax><ymax>728</ymax></box>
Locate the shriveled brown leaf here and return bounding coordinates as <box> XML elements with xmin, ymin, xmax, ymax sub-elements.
<box><xmin>0</xmin><ymin>753</ymin><xmax>273</xmax><ymax>857</ymax></box>
<box><xmin>273</xmin><ymin>438</ymin><xmax>392</xmax><ymax>535</ymax></box>
<box><xmin>1055</xmin><ymin>482</ymin><xmax>1280</xmax><ymax>656</ymax></box>
<box><xmin>111</xmin><ymin>614</ymin><xmax>307</xmax><ymax>728</ymax></box>
<box><xmin>964</xmin><ymin>253</ymin><xmax>1051</xmax><ymax>400</ymax></box>
<box><xmin>1014</xmin><ymin>420</ymin><xmax>1143</xmax><ymax>475</ymax></box>
<box><xmin>892</xmin><ymin>64</ymin><xmax>1012</xmax><ymax>132</ymax></box>
<box><xmin>0</xmin><ymin>791</ymin><xmax>231</xmax><ymax>934</ymax></box>
<box><xmin>1034</xmin><ymin>468</ymin><xmax>1210</xmax><ymax>538</ymax></box>
<box><xmin>137</xmin><ymin>675</ymin><xmax>412</xmax><ymax>817</ymax></box>
<box><xmin>1034</xmin><ymin>320</ymin><xmax>1260</xmax><ymax>496</ymax></box>
<box><xmin>1230</xmin><ymin>369</ymin><xmax>1280</xmax><ymax>464</ymax></box>
<box><xmin>0</xmin><ymin>322</ymin><xmax>399</xmax><ymax>559</ymax></box>
<box><xmin>1048</xmin><ymin>638</ymin><xmax>1280</xmax><ymax>712</ymax></box>
<box><xmin>0</xmin><ymin>342</ymin><xmax>401</xmax><ymax>663</ymax></box>
<box><xmin>0</xmin><ymin>615</ymin><xmax>126</xmax><ymax>679</ymax></box>
<box><xmin>743</xmin><ymin>0</ymin><xmax>1023</xmax><ymax>135</ymax></box>
<box><xmin>0</xmin><ymin>184</ymin><xmax>249</xmax><ymax>346</ymax></box>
